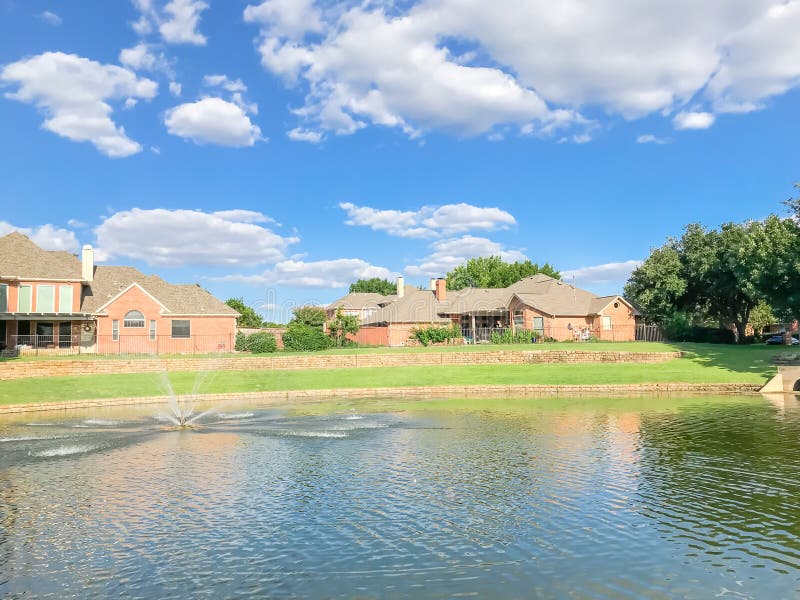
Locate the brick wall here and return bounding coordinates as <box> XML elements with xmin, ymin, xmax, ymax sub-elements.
<box><xmin>0</xmin><ymin>350</ymin><xmax>682</xmax><ymax>381</ymax></box>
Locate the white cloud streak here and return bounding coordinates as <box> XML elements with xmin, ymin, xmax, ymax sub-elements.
<box><xmin>340</xmin><ymin>202</ymin><xmax>516</xmax><ymax>238</ymax></box>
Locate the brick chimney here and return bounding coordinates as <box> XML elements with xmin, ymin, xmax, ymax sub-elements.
<box><xmin>81</xmin><ymin>244</ymin><xmax>94</xmax><ymax>282</ymax></box>
<box><xmin>434</xmin><ymin>278</ymin><xmax>447</xmax><ymax>302</ymax></box>
<box><xmin>396</xmin><ymin>276</ymin><xmax>405</xmax><ymax>298</ymax></box>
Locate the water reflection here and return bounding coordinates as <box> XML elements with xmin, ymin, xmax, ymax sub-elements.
<box><xmin>0</xmin><ymin>396</ymin><xmax>798</xmax><ymax>598</ymax></box>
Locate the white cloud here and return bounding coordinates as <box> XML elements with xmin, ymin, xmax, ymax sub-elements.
<box><xmin>132</xmin><ymin>0</ymin><xmax>208</xmax><ymax>45</ymax></box>
<box><xmin>243</xmin><ymin>0</ymin><xmax>800</xmax><ymax>138</ymax></box>
<box><xmin>287</xmin><ymin>127</ymin><xmax>323</xmax><ymax>143</ymax></box>
<box><xmin>636</xmin><ymin>134</ymin><xmax>670</xmax><ymax>144</ymax></box>
<box><xmin>203</xmin><ymin>74</ymin><xmax>247</xmax><ymax>93</ymax></box>
<box><xmin>340</xmin><ymin>202</ymin><xmax>516</xmax><ymax>238</ymax></box>
<box><xmin>164</xmin><ymin>98</ymin><xmax>262</xmax><ymax>147</ymax></box>
<box><xmin>673</xmin><ymin>111</ymin><xmax>716</xmax><ymax>130</ymax></box>
<box><xmin>405</xmin><ymin>235</ymin><xmax>527</xmax><ymax>278</ymax></box>
<box><xmin>246</xmin><ymin>5</ymin><xmax>557</xmax><ymax>139</ymax></box>
<box><xmin>707</xmin><ymin>1</ymin><xmax>800</xmax><ymax>113</ymax></box>
<box><xmin>243</xmin><ymin>0</ymin><xmax>324</xmax><ymax>39</ymax></box>
<box><xmin>169</xmin><ymin>81</ymin><xmax>182</xmax><ymax>96</ymax></box>
<box><xmin>562</xmin><ymin>260</ymin><xmax>642</xmax><ymax>289</ymax></box>
<box><xmin>0</xmin><ymin>221</ymin><xmax>79</xmax><ymax>252</ymax></box>
<box><xmin>94</xmin><ymin>208</ymin><xmax>298</xmax><ymax>267</ymax></box>
<box><xmin>1</xmin><ymin>52</ymin><xmax>157</xmax><ymax>157</ymax></box>
<box><xmin>215</xmin><ymin>258</ymin><xmax>396</xmax><ymax>288</ymax></box>
<box><xmin>118</xmin><ymin>43</ymin><xmax>174</xmax><ymax>77</ymax></box>
<box><xmin>37</xmin><ymin>11</ymin><xmax>62</xmax><ymax>26</ymax></box>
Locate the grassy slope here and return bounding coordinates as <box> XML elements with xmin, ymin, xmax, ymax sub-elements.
<box><xmin>0</xmin><ymin>343</ymin><xmax>782</xmax><ymax>406</ymax></box>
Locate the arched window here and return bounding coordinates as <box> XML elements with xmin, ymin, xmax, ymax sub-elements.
<box><xmin>123</xmin><ymin>310</ymin><xmax>145</xmax><ymax>328</ymax></box>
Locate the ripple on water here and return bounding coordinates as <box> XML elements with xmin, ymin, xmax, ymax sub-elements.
<box><xmin>30</xmin><ymin>444</ymin><xmax>98</xmax><ymax>458</ymax></box>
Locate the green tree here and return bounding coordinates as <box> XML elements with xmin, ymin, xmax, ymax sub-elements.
<box><xmin>626</xmin><ymin>216</ymin><xmax>799</xmax><ymax>343</ymax></box>
<box><xmin>327</xmin><ymin>307</ymin><xmax>360</xmax><ymax>346</ymax></box>
<box><xmin>225</xmin><ymin>297</ymin><xmax>264</xmax><ymax>328</ymax></box>
<box><xmin>446</xmin><ymin>256</ymin><xmax>560</xmax><ymax>290</ymax></box>
<box><xmin>783</xmin><ymin>183</ymin><xmax>800</xmax><ymax>220</ymax></box>
<box><xmin>749</xmin><ymin>301</ymin><xmax>776</xmax><ymax>336</ymax></box>
<box><xmin>349</xmin><ymin>278</ymin><xmax>396</xmax><ymax>295</ymax></box>
<box><xmin>623</xmin><ymin>243</ymin><xmax>686</xmax><ymax>323</ymax></box>
<box><xmin>291</xmin><ymin>306</ymin><xmax>327</xmax><ymax>329</ymax></box>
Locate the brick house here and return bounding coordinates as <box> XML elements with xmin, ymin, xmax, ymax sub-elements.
<box><xmin>0</xmin><ymin>232</ymin><xmax>238</xmax><ymax>355</ymax></box>
<box><xmin>328</xmin><ymin>274</ymin><xmax>639</xmax><ymax>346</ymax></box>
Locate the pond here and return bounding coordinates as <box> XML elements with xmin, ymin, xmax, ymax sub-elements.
<box><xmin>1</xmin><ymin>395</ymin><xmax>799</xmax><ymax>598</ymax></box>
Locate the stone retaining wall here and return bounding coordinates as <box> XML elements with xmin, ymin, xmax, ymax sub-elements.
<box><xmin>0</xmin><ymin>350</ymin><xmax>682</xmax><ymax>381</ymax></box>
<box><xmin>0</xmin><ymin>382</ymin><xmax>760</xmax><ymax>414</ymax></box>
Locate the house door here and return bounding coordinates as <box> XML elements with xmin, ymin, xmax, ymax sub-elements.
<box><xmin>59</xmin><ymin>322</ymin><xmax>72</xmax><ymax>348</ymax></box>
<box><xmin>36</xmin><ymin>322</ymin><xmax>53</xmax><ymax>347</ymax></box>
<box><xmin>0</xmin><ymin>321</ymin><xmax>6</xmax><ymax>350</ymax></box>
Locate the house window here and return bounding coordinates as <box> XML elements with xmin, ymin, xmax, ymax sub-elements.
<box><xmin>149</xmin><ymin>320</ymin><xmax>156</xmax><ymax>340</ymax></box>
<box><xmin>0</xmin><ymin>284</ymin><xmax>7</xmax><ymax>312</ymax></box>
<box><xmin>37</xmin><ymin>285</ymin><xmax>55</xmax><ymax>313</ymax></box>
<box><xmin>171</xmin><ymin>319</ymin><xmax>190</xmax><ymax>339</ymax></box>
<box><xmin>58</xmin><ymin>285</ymin><xmax>73</xmax><ymax>313</ymax></box>
<box><xmin>112</xmin><ymin>320</ymin><xmax>119</xmax><ymax>341</ymax></box>
<box><xmin>532</xmin><ymin>316</ymin><xmax>544</xmax><ymax>332</ymax></box>
<box><xmin>602</xmin><ymin>316</ymin><xmax>612</xmax><ymax>330</ymax></box>
<box><xmin>18</xmin><ymin>285</ymin><xmax>32</xmax><ymax>312</ymax></box>
<box><xmin>123</xmin><ymin>310</ymin><xmax>145</xmax><ymax>328</ymax></box>
<box><xmin>513</xmin><ymin>310</ymin><xmax>524</xmax><ymax>329</ymax></box>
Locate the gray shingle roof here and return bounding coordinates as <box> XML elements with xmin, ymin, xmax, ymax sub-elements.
<box><xmin>327</xmin><ymin>292</ymin><xmax>388</xmax><ymax>310</ymax></box>
<box><xmin>0</xmin><ymin>232</ymin><xmax>82</xmax><ymax>280</ymax></box>
<box><xmin>362</xmin><ymin>288</ymin><xmax>451</xmax><ymax>325</ymax></box>
<box><xmin>81</xmin><ymin>266</ymin><xmax>238</xmax><ymax>316</ymax></box>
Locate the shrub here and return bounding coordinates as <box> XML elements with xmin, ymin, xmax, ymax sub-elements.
<box><xmin>235</xmin><ymin>331</ymin><xmax>248</xmax><ymax>351</ymax></box>
<box><xmin>490</xmin><ymin>328</ymin><xmax>536</xmax><ymax>344</ymax></box>
<box><xmin>283</xmin><ymin>323</ymin><xmax>333</xmax><ymax>352</ymax></box>
<box><xmin>291</xmin><ymin>306</ymin><xmax>327</xmax><ymax>328</ymax></box>
<box><xmin>245</xmin><ymin>332</ymin><xmax>278</xmax><ymax>354</ymax></box>
<box><xmin>411</xmin><ymin>324</ymin><xmax>462</xmax><ymax>346</ymax></box>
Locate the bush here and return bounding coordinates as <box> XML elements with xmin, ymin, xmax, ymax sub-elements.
<box><xmin>235</xmin><ymin>331</ymin><xmax>248</xmax><ymax>351</ymax></box>
<box><xmin>245</xmin><ymin>332</ymin><xmax>278</xmax><ymax>354</ymax></box>
<box><xmin>490</xmin><ymin>328</ymin><xmax>536</xmax><ymax>344</ymax></box>
<box><xmin>411</xmin><ymin>324</ymin><xmax>462</xmax><ymax>346</ymax></box>
<box><xmin>283</xmin><ymin>323</ymin><xmax>333</xmax><ymax>352</ymax></box>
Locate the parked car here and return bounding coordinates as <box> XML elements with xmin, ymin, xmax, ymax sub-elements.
<box><xmin>766</xmin><ymin>334</ymin><xmax>800</xmax><ymax>345</ymax></box>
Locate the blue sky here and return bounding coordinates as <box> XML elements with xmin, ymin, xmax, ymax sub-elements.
<box><xmin>1</xmin><ymin>0</ymin><xmax>798</xmax><ymax>323</ymax></box>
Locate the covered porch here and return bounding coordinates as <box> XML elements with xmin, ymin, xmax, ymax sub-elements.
<box><xmin>1</xmin><ymin>314</ymin><xmax>96</xmax><ymax>355</ymax></box>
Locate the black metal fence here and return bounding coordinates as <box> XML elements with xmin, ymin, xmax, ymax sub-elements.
<box><xmin>5</xmin><ymin>334</ymin><xmax>236</xmax><ymax>357</ymax></box>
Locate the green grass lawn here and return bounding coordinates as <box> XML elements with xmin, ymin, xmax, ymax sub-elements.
<box><xmin>0</xmin><ymin>343</ymin><xmax>780</xmax><ymax>406</ymax></box>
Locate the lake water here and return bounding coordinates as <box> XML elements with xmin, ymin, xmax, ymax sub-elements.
<box><xmin>1</xmin><ymin>395</ymin><xmax>799</xmax><ymax>598</ymax></box>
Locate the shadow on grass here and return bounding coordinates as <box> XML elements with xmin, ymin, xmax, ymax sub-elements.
<box><xmin>674</xmin><ymin>343</ymin><xmax>784</xmax><ymax>380</ymax></box>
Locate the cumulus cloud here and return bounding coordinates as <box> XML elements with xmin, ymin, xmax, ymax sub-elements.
<box><xmin>673</xmin><ymin>111</ymin><xmax>716</xmax><ymax>130</ymax></box>
<box><xmin>1</xmin><ymin>52</ymin><xmax>157</xmax><ymax>157</ymax></box>
<box><xmin>243</xmin><ymin>0</ymin><xmax>800</xmax><ymax>139</ymax></box>
<box><xmin>169</xmin><ymin>81</ymin><xmax>182</xmax><ymax>96</ymax></box>
<box><xmin>405</xmin><ymin>235</ymin><xmax>527</xmax><ymax>278</ymax></box>
<box><xmin>37</xmin><ymin>11</ymin><xmax>62</xmax><ymax>26</ymax></box>
<box><xmin>340</xmin><ymin>202</ymin><xmax>516</xmax><ymax>238</ymax></box>
<box><xmin>0</xmin><ymin>221</ymin><xmax>79</xmax><ymax>252</ymax></box>
<box><xmin>215</xmin><ymin>258</ymin><xmax>396</xmax><ymax>288</ymax></box>
<box><xmin>94</xmin><ymin>208</ymin><xmax>297</xmax><ymax>267</ymax></box>
<box><xmin>131</xmin><ymin>0</ymin><xmax>208</xmax><ymax>45</ymax></box>
<box><xmin>562</xmin><ymin>260</ymin><xmax>642</xmax><ymax>290</ymax></box>
<box><xmin>164</xmin><ymin>97</ymin><xmax>262</xmax><ymax>147</ymax></box>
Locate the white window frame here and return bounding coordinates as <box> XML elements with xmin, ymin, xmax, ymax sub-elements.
<box><xmin>37</xmin><ymin>285</ymin><xmax>55</xmax><ymax>313</ymax></box>
<box><xmin>149</xmin><ymin>320</ymin><xmax>157</xmax><ymax>341</ymax></box>
<box><xmin>602</xmin><ymin>316</ymin><xmax>612</xmax><ymax>330</ymax></box>
<box><xmin>18</xmin><ymin>285</ymin><xmax>32</xmax><ymax>312</ymax></box>
<box><xmin>112</xmin><ymin>320</ymin><xmax>119</xmax><ymax>341</ymax></box>
<box><xmin>123</xmin><ymin>310</ymin><xmax>146</xmax><ymax>328</ymax></box>
<box><xmin>171</xmin><ymin>319</ymin><xmax>191</xmax><ymax>339</ymax></box>
<box><xmin>58</xmin><ymin>285</ymin><xmax>73</xmax><ymax>313</ymax></box>
<box><xmin>532</xmin><ymin>316</ymin><xmax>544</xmax><ymax>332</ymax></box>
